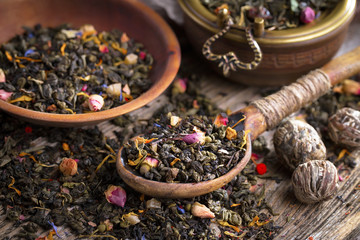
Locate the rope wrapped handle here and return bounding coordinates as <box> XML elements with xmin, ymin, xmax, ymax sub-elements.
<box><xmin>250</xmin><ymin>46</ymin><xmax>360</xmax><ymax>130</ymax></box>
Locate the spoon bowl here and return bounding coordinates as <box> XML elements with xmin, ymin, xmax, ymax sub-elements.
<box><xmin>0</xmin><ymin>0</ymin><xmax>180</xmax><ymax>127</ymax></box>
<box><xmin>116</xmin><ymin>134</ymin><xmax>251</xmax><ymax>199</ymax></box>
<box><xmin>116</xmin><ymin>46</ymin><xmax>360</xmax><ymax>198</ymax></box>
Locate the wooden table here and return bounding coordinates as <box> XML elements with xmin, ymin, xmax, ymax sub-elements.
<box><xmin>1</xmin><ymin>3</ymin><xmax>360</xmax><ymax>240</ymax></box>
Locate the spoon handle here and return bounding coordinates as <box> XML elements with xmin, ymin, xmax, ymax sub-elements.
<box><xmin>238</xmin><ymin>46</ymin><xmax>360</xmax><ymax>139</ymax></box>
<box><xmin>322</xmin><ymin>46</ymin><xmax>360</xmax><ymax>85</ymax></box>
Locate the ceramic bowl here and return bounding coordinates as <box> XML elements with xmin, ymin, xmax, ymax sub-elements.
<box><xmin>178</xmin><ymin>0</ymin><xmax>356</xmax><ymax>86</ymax></box>
<box><xmin>0</xmin><ymin>0</ymin><xmax>180</xmax><ymax>127</ymax></box>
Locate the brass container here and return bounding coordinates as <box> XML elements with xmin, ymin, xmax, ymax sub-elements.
<box><xmin>178</xmin><ymin>0</ymin><xmax>356</xmax><ymax>86</ymax></box>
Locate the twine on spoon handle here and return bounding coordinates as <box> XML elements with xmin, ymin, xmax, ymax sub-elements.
<box><xmin>250</xmin><ymin>46</ymin><xmax>360</xmax><ymax>131</ymax></box>
<box><xmin>251</xmin><ymin>69</ymin><xmax>330</xmax><ymax>130</ymax></box>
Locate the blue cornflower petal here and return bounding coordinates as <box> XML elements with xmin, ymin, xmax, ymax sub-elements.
<box><xmin>48</xmin><ymin>221</ymin><xmax>62</xmax><ymax>238</ymax></box>
<box><xmin>177</xmin><ymin>205</ymin><xmax>185</xmax><ymax>214</ymax></box>
<box><xmin>153</xmin><ymin>123</ymin><xmax>162</xmax><ymax>128</ymax></box>
<box><xmin>24</xmin><ymin>49</ymin><xmax>35</xmax><ymax>57</ymax></box>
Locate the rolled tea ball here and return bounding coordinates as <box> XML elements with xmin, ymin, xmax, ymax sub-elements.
<box><xmin>292</xmin><ymin>160</ymin><xmax>338</xmax><ymax>204</ymax></box>
<box><xmin>273</xmin><ymin>119</ymin><xmax>326</xmax><ymax>171</ymax></box>
<box><xmin>328</xmin><ymin>107</ymin><xmax>360</xmax><ymax>148</ymax></box>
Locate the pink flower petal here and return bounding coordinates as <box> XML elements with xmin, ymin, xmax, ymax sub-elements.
<box><xmin>214</xmin><ymin>114</ymin><xmax>229</xmax><ymax>127</ymax></box>
<box><xmin>105</xmin><ymin>185</ymin><xmax>126</xmax><ymax>207</ymax></box>
<box><xmin>0</xmin><ymin>90</ymin><xmax>12</xmax><ymax>101</ymax></box>
<box><xmin>81</xmin><ymin>84</ymin><xmax>88</xmax><ymax>92</ymax></box>
<box><xmin>181</xmin><ymin>132</ymin><xmax>205</xmax><ymax>144</ymax></box>
<box><xmin>99</xmin><ymin>44</ymin><xmax>109</xmax><ymax>53</ymax></box>
<box><xmin>300</xmin><ymin>7</ymin><xmax>315</xmax><ymax>24</ymax></box>
<box><xmin>173</xmin><ymin>78</ymin><xmax>187</xmax><ymax>94</ymax></box>
<box><xmin>139</xmin><ymin>51</ymin><xmax>146</xmax><ymax>60</ymax></box>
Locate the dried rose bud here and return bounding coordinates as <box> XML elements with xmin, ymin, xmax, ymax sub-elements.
<box><xmin>0</xmin><ymin>68</ymin><xmax>5</xmax><ymax>83</ymax></box>
<box><xmin>328</xmin><ymin>107</ymin><xmax>360</xmax><ymax>148</ymax></box>
<box><xmin>0</xmin><ymin>89</ymin><xmax>12</xmax><ymax>101</ymax></box>
<box><xmin>182</xmin><ymin>132</ymin><xmax>206</xmax><ymax>145</ymax></box>
<box><xmin>99</xmin><ymin>44</ymin><xmax>109</xmax><ymax>53</ymax></box>
<box><xmin>273</xmin><ymin>119</ymin><xmax>326</xmax><ymax>171</ymax></box>
<box><xmin>300</xmin><ymin>7</ymin><xmax>315</xmax><ymax>24</ymax></box>
<box><xmin>59</xmin><ymin>158</ymin><xmax>78</xmax><ymax>176</ymax></box>
<box><xmin>88</xmin><ymin>94</ymin><xmax>104</xmax><ymax>111</ymax></box>
<box><xmin>172</xmin><ymin>78</ymin><xmax>187</xmax><ymax>94</ymax></box>
<box><xmin>139</xmin><ymin>157</ymin><xmax>159</xmax><ymax>175</ymax></box>
<box><xmin>191</xmin><ymin>202</ymin><xmax>215</xmax><ymax>218</ymax></box>
<box><xmin>106</xmin><ymin>83</ymin><xmax>122</xmax><ymax>98</ymax></box>
<box><xmin>214</xmin><ymin>114</ymin><xmax>229</xmax><ymax>127</ymax></box>
<box><xmin>105</xmin><ymin>185</ymin><xmax>127</xmax><ymax>207</ymax></box>
<box><xmin>139</xmin><ymin>51</ymin><xmax>146</xmax><ymax>60</ymax></box>
<box><xmin>292</xmin><ymin>160</ymin><xmax>338</xmax><ymax>204</ymax></box>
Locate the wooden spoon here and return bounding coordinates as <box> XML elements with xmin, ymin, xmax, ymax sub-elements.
<box><xmin>116</xmin><ymin>46</ymin><xmax>360</xmax><ymax>199</ymax></box>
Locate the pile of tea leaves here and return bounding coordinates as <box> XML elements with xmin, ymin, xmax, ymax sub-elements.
<box><xmin>0</xmin><ymin>74</ymin><xmax>280</xmax><ymax>240</ymax></box>
<box><xmin>201</xmin><ymin>0</ymin><xmax>339</xmax><ymax>30</ymax></box>
<box><xmin>124</xmin><ymin>113</ymin><xmax>247</xmax><ymax>183</ymax></box>
<box><xmin>0</xmin><ymin>23</ymin><xmax>153</xmax><ymax>113</ymax></box>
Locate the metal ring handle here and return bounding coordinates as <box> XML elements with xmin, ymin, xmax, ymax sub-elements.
<box><xmin>202</xmin><ymin>18</ymin><xmax>263</xmax><ymax>77</ymax></box>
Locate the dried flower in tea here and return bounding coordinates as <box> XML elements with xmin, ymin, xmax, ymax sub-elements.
<box><xmin>88</xmin><ymin>94</ymin><xmax>104</xmax><ymax>112</ymax></box>
<box><xmin>105</xmin><ymin>185</ymin><xmax>127</xmax><ymax>207</ymax></box>
<box><xmin>59</xmin><ymin>158</ymin><xmax>78</xmax><ymax>176</ymax></box>
<box><xmin>121</xmin><ymin>212</ymin><xmax>141</xmax><ymax>227</ymax></box>
<box><xmin>0</xmin><ymin>89</ymin><xmax>12</xmax><ymax>101</ymax></box>
<box><xmin>191</xmin><ymin>202</ymin><xmax>215</xmax><ymax>219</ymax></box>
<box><xmin>139</xmin><ymin>156</ymin><xmax>159</xmax><ymax>175</ymax></box>
<box><xmin>328</xmin><ymin>107</ymin><xmax>360</xmax><ymax>148</ymax></box>
<box><xmin>292</xmin><ymin>160</ymin><xmax>338</xmax><ymax>204</ymax></box>
<box><xmin>300</xmin><ymin>7</ymin><xmax>316</xmax><ymax>24</ymax></box>
<box><xmin>273</xmin><ymin>119</ymin><xmax>326</xmax><ymax>171</ymax></box>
